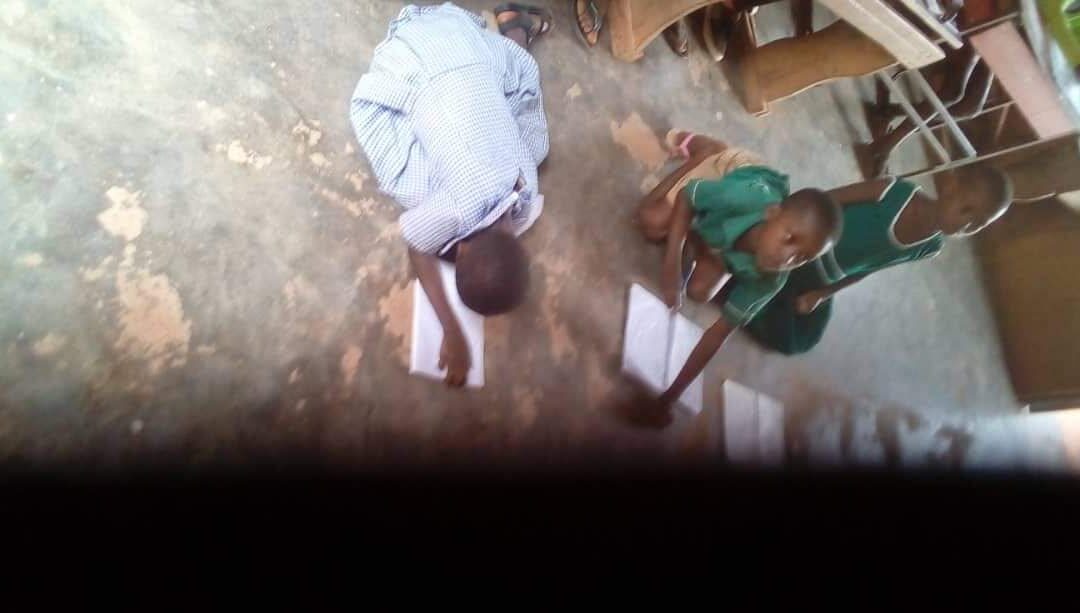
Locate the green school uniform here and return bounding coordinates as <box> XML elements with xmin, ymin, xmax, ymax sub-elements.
<box><xmin>685</xmin><ymin>166</ymin><xmax>791</xmax><ymax>328</ymax></box>
<box><xmin>745</xmin><ymin>178</ymin><xmax>944</xmax><ymax>355</ymax></box>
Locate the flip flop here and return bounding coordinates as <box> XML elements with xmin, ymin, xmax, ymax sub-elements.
<box><xmin>664</xmin><ymin>129</ymin><xmax>695</xmax><ymax>159</ymax></box>
<box><xmin>702</xmin><ymin>5</ymin><xmax>732</xmax><ymax>63</ymax></box>
<box><xmin>495</xmin><ymin>3</ymin><xmax>553</xmax><ymax>47</ymax></box>
<box><xmin>662</xmin><ymin>18</ymin><xmax>689</xmax><ymax>57</ymax></box>
<box><xmin>573</xmin><ymin>0</ymin><xmax>603</xmax><ymax>47</ymax></box>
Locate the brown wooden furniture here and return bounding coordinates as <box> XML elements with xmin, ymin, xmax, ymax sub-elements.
<box><xmin>976</xmin><ymin>196</ymin><xmax>1080</xmax><ymax>409</ymax></box>
<box><xmin>608</xmin><ymin>0</ymin><xmax>716</xmax><ymax>61</ymax></box>
<box><xmin>608</xmin><ymin>0</ymin><xmax>949</xmax><ymax>115</ymax></box>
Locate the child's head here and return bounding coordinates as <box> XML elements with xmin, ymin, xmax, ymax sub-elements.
<box><xmin>455</xmin><ymin>228</ymin><xmax>529</xmax><ymax>316</ymax></box>
<box><xmin>937</xmin><ymin>165</ymin><xmax>1013</xmax><ymax>236</ymax></box>
<box><xmin>755</xmin><ymin>189</ymin><xmax>843</xmax><ymax>272</ymax></box>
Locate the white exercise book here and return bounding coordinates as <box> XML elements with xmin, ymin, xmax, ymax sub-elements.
<box><xmin>407</xmin><ymin>193</ymin><xmax>544</xmax><ymax>389</ymax></box>
<box><xmin>621</xmin><ymin>283</ymin><xmax>710</xmax><ymax>414</ymax></box>
<box><xmin>410</xmin><ymin>261</ymin><xmax>485</xmax><ymax>388</ymax></box>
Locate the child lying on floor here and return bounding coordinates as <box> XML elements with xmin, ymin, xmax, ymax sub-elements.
<box><xmin>636</xmin><ymin>132</ymin><xmax>843</xmax><ymax>409</ymax></box>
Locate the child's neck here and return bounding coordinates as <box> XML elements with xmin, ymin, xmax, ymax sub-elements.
<box><xmin>892</xmin><ymin>193</ymin><xmax>941</xmax><ymax>245</ymax></box>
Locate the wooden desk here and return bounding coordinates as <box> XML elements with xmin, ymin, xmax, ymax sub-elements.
<box><xmin>609</xmin><ymin>0</ymin><xmax>945</xmax><ymax>116</ymax></box>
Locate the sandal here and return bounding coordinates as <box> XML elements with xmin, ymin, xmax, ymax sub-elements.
<box><xmin>664</xmin><ymin>129</ymin><xmax>695</xmax><ymax>159</ymax></box>
<box><xmin>573</xmin><ymin>0</ymin><xmax>603</xmax><ymax>48</ymax></box>
<box><xmin>495</xmin><ymin>3</ymin><xmax>554</xmax><ymax>47</ymax></box>
<box><xmin>662</xmin><ymin>18</ymin><xmax>690</xmax><ymax>57</ymax></box>
<box><xmin>702</xmin><ymin>5</ymin><xmax>732</xmax><ymax>63</ymax></box>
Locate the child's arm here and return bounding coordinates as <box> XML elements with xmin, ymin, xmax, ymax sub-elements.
<box><xmin>659</xmin><ymin>317</ymin><xmax>734</xmax><ymax>405</ymax></box>
<box><xmin>660</xmin><ymin>190</ymin><xmax>695</xmax><ymax>307</ymax></box>
<box><xmin>408</xmin><ymin>247</ymin><xmax>471</xmax><ymax>388</ymax></box>
<box><xmin>796</xmin><ymin>273</ymin><xmax>867</xmax><ymax>313</ymax></box>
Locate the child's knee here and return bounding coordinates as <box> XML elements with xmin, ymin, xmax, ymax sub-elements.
<box><xmin>638</xmin><ymin>201</ymin><xmax>671</xmax><ymax>240</ymax></box>
<box><xmin>688</xmin><ymin>136</ymin><xmax>726</xmax><ymax>157</ymax></box>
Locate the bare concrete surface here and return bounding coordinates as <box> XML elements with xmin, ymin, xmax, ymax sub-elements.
<box><xmin>0</xmin><ymin>0</ymin><xmax>1022</xmax><ymax>469</ymax></box>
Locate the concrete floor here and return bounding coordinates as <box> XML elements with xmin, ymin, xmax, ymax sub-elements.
<box><xmin>0</xmin><ymin>0</ymin><xmax>1023</xmax><ymax>468</ymax></box>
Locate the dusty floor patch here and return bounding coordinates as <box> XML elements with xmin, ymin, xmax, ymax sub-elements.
<box><xmin>31</xmin><ymin>332</ymin><xmax>67</xmax><ymax>357</ymax></box>
<box><xmin>218</xmin><ymin>140</ymin><xmax>273</xmax><ymax>170</ymax></box>
<box><xmin>688</xmin><ymin>48</ymin><xmax>710</xmax><ymax>88</ymax></box>
<box><xmin>610</xmin><ymin>112</ymin><xmax>668</xmax><ymax>171</ymax></box>
<box><xmin>340</xmin><ymin>344</ymin><xmax>362</xmax><ymax>392</ymax></box>
<box><xmin>97</xmin><ymin>186</ymin><xmax>148</xmax><ymax>242</ymax></box>
<box><xmin>309</xmin><ymin>152</ymin><xmax>331</xmax><ymax>170</ymax></box>
<box><xmin>283</xmin><ymin>274</ymin><xmax>320</xmax><ymax>311</ymax></box>
<box><xmin>16</xmin><ymin>252</ymin><xmax>43</xmax><ymax>267</ymax></box>
<box><xmin>80</xmin><ymin>255</ymin><xmax>115</xmax><ymax>282</ymax></box>
<box><xmin>315</xmin><ymin>187</ymin><xmax>377</xmax><ymax>218</ymax></box>
<box><xmin>345</xmin><ymin>169</ymin><xmax>369</xmax><ymax>192</ymax></box>
<box><xmin>377</xmin><ymin>280</ymin><xmax>412</xmax><ymax>369</ymax></box>
<box><xmin>112</xmin><ymin>245</ymin><xmax>192</xmax><ymax>375</ymax></box>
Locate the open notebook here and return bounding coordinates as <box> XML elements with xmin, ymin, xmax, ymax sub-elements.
<box><xmin>621</xmin><ymin>283</ymin><xmax>710</xmax><ymax>414</ymax></box>
<box><xmin>408</xmin><ymin>194</ymin><xmax>544</xmax><ymax>389</ymax></box>
<box><xmin>410</xmin><ymin>261</ymin><xmax>485</xmax><ymax>388</ymax></box>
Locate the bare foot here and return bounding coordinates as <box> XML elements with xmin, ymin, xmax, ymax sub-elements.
<box><xmin>574</xmin><ymin>0</ymin><xmax>603</xmax><ymax>47</ymax></box>
<box><xmin>495</xmin><ymin>5</ymin><xmax>552</xmax><ymax>48</ymax></box>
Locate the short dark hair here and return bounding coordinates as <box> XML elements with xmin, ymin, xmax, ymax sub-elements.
<box><xmin>781</xmin><ymin>188</ymin><xmax>844</xmax><ymax>249</ymax></box>
<box><xmin>455</xmin><ymin>229</ymin><xmax>529</xmax><ymax>316</ymax></box>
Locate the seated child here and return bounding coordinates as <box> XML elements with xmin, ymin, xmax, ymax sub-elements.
<box><xmin>636</xmin><ymin>132</ymin><xmax>843</xmax><ymax>408</ymax></box>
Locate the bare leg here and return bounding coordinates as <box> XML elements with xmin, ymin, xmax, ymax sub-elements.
<box><xmin>497</xmin><ymin>11</ymin><xmax>529</xmax><ymax>48</ymax></box>
<box><xmin>574</xmin><ymin>0</ymin><xmax>608</xmax><ymax>47</ymax></box>
<box><xmin>636</xmin><ymin>135</ymin><xmax>728</xmax><ymax>241</ymax></box>
<box><xmin>495</xmin><ymin>6</ymin><xmax>551</xmax><ymax>49</ymax></box>
<box><xmin>685</xmin><ymin>235</ymin><xmax>729</xmax><ymax>303</ymax></box>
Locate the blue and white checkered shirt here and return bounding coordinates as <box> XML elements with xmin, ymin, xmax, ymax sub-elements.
<box><xmin>350</xmin><ymin>3</ymin><xmax>549</xmax><ymax>254</ymax></box>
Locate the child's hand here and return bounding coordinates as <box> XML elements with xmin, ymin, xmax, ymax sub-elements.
<box><xmin>616</xmin><ymin>379</ymin><xmax>675</xmax><ymax>429</ymax></box>
<box><xmin>439</xmin><ymin>331</ymin><xmax>471</xmax><ymax>388</ymax></box>
<box><xmin>795</xmin><ymin>291</ymin><xmax>824</xmax><ymax>315</ymax></box>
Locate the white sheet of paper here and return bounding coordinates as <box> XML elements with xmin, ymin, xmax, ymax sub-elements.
<box><xmin>723</xmin><ymin>380</ymin><xmax>786</xmax><ymax>465</ymax></box>
<box><xmin>723</xmin><ymin>380</ymin><xmax>760</xmax><ymax>464</ymax></box>
<box><xmin>621</xmin><ymin>284</ymin><xmax>671</xmax><ymax>395</ymax></box>
<box><xmin>756</xmin><ymin>393</ymin><xmax>786</xmax><ymax>466</ymax></box>
<box><xmin>621</xmin><ymin>284</ymin><xmax>705</xmax><ymax>415</ymax></box>
<box><xmin>515</xmin><ymin>194</ymin><xmax>543</xmax><ymax>237</ymax></box>
<box><xmin>409</xmin><ymin>261</ymin><xmax>485</xmax><ymax>388</ymax></box>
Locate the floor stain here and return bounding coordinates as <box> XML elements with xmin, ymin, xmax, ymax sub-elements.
<box><xmin>609</xmin><ymin>112</ymin><xmax>668</xmax><ymax>171</ymax></box>
<box><xmin>112</xmin><ymin>244</ymin><xmax>191</xmax><ymax>375</ymax></box>
<box><xmin>377</xmin><ymin>280</ymin><xmax>412</xmax><ymax>369</ymax></box>
<box><xmin>340</xmin><ymin>344</ymin><xmax>363</xmax><ymax>393</ymax></box>
<box><xmin>218</xmin><ymin>141</ymin><xmax>273</xmax><ymax>169</ymax></box>
<box><xmin>31</xmin><ymin>332</ymin><xmax>67</xmax><ymax>357</ymax></box>
<box><xmin>97</xmin><ymin>186</ymin><xmax>148</xmax><ymax>241</ymax></box>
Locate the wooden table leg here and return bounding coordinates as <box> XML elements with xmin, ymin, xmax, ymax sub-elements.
<box><xmin>726</xmin><ymin>20</ymin><xmax>898</xmax><ymax>116</ymax></box>
<box><xmin>609</xmin><ymin>0</ymin><xmax>717</xmax><ymax>62</ymax></box>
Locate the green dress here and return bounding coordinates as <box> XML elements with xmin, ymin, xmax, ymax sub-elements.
<box><xmin>685</xmin><ymin>166</ymin><xmax>791</xmax><ymax>328</ymax></box>
<box><xmin>745</xmin><ymin>178</ymin><xmax>944</xmax><ymax>354</ymax></box>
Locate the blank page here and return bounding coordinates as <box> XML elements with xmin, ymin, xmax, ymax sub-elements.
<box><xmin>409</xmin><ymin>261</ymin><xmax>485</xmax><ymax>388</ymax></box>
